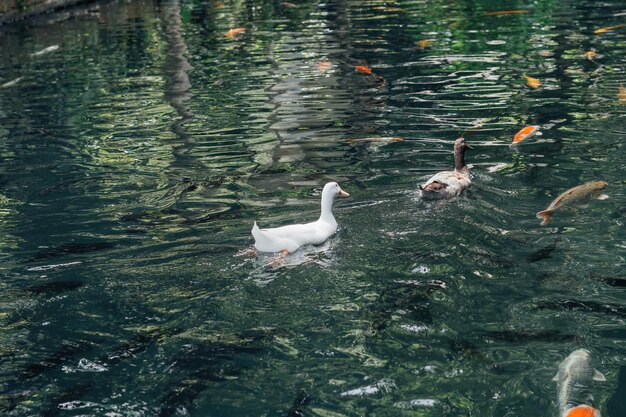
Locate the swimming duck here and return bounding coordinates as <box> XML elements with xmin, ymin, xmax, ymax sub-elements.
<box><xmin>251</xmin><ymin>182</ymin><xmax>349</xmax><ymax>254</ymax></box>
<box><xmin>419</xmin><ymin>137</ymin><xmax>473</xmax><ymax>199</ymax></box>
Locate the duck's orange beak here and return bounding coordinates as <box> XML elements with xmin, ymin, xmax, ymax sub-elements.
<box><xmin>339</xmin><ymin>189</ymin><xmax>350</xmax><ymax>197</ymax></box>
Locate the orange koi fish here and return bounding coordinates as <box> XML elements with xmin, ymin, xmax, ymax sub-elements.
<box><xmin>417</xmin><ymin>39</ymin><xmax>431</xmax><ymax>49</ymax></box>
<box><xmin>481</xmin><ymin>10</ymin><xmax>529</xmax><ymax>16</ymax></box>
<box><xmin>355</xmin><ymin>65</ymin><xmax>373</xmax><ymax>75</ymax></box>
<box><xmin>619</xmin><ymin>85</ymin><xmax>626</xmax><ymax>101</ymax></box>
<box><xmin>564</xmin><ymin>405</ymin><xmax>601</xmax><ymax>417</ymax></box>
<box><xmin>512</xmin><ymin>125</ymin><xmax>540</xmax><ymax>143</ymax></box>
<box><xmin>583</xmin><ymin>49</ymin><xmax>597</xmax><ymax>60</ymax></box>
<box><xmin>224</xmin><ymin>27</ymin><xmax>246</xmax><ymax>38</ymax></box>
<box><xmin>317</xmin><ymin>61</ymin><xmax>332</xmax><ymax>73</ymax></box>
<box><xmin>524</xmin><ymin>75</ymin><xmax>541</xmax><ymax>88</ymax></box>
<box><xmin>594</xmin><ymin>24</ymin><xmax>624</xmax><ymax>34</ymax></box>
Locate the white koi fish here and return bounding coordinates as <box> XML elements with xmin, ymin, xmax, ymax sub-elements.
<box><xmin>553</xmin><ymin>349</ymin><xmax>605</xmax><ymax>417</ymax></box>
<box><xmin>31</xmin><ymin>45</ymin><xmax>60</xmax><ymax>57</ymax></box>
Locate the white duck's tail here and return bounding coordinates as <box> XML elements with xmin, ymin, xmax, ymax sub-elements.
<box><xmin>251</xmin><ymin>221</ymin><xmax>270</xmax><ymax>249</ymax></box>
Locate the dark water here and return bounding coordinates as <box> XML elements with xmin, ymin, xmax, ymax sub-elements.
<box><xmin>0</xmin><ymin>0</ymin><xmax>625</xmax><ymax>415</ymax></box>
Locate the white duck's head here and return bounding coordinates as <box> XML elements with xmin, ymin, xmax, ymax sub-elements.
<box><xmin>323</xmin><ymin>182</ymin><xmax>349</xmax><ymax>199</ymax></box>
<box><xmin>319</xmin><ymin>182</ymin><xmax>349</xmax><ymax>221</ymax></box>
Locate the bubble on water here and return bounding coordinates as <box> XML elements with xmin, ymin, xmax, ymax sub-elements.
<box><xmin>400</xmin><ymin>324</ymin><xmax>428</xmax><ymax>333</ymax></box>
<box><xmin>78</xmin><ymin>358</ymin><xmax>108</xmax><ymax>372</ymax></box>
<box><xmin>58</xmin><ymin>400</ymin><xmax>100</xmax><ymax>410</ymax></box>
<box><xmin>444</xmin><ymin>368</ymin><xmax>464</xmax><ymax>377</ymax></box>
<box><xmin>394</xmin><ymin>398</ymin><xmax>438</xmax><ymax>409</ymax></box>
<box><xmin>340</xmin><ymin>378</ymin><xmax>396</xmax><ymax>397</ymax></box>
<box><xmin>411</xmin><ymin>265</ymin><xmax>430</xmax><ymax>274</ymax></box>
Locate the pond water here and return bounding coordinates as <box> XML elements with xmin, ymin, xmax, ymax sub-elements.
<box><xmin>1</xmin><ymin>0</ymin><xmax>625</xmax><ymax>416</ymax></box>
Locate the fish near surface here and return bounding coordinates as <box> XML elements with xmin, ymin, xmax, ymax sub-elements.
<box><xmin>619</xmin><ymin>85</ymin><xmax>626</xmax><ymax>102</ymax></box>
<box><xmin>224</xmin><ymin>27</ymin><xmax>246</xmax><ymax>38</ymax></box>
<box><xmin>524</xmin><ymin>75</ymin><xmax>541</xmax><ymax>89</ymax></box>
<box><xmin>536</xmin><ymin>181</ymin><xmax>608</xmax><ymax>226</ymax></box>
<box><xmin>31</xmin><ymin>45</ymin><xmax>60</xmax><ymax>56</ymax></box>
<box><xmin>481</xmin><ymin>9</ymin><xmax>529</xmax><ymax>16</ymax></box>
<box><xmin>594</xmin><ymin>24</ymin><xmax>624</xmax><ymax>34</ymax></box>
<box><xmin>512</xmin><ymin>125</ymin><xmax>541</xmax><ymax>144</ymax></box>
<box><xmin>554</xmin><ymin>349</ymin><xmax>605</xmax><ymax>417</ymax></box>
<box><xmin>355</xmin><ymin>65</ymin><xmax>373</xmax><ymax>75</ymax></box>
<box><xmin>564</xmin><ymin>405</ymin><xmax>601</xmax><ymax>417</ymax></box>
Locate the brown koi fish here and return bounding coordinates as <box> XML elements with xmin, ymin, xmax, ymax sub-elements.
<box><xmin>537</xmin><ymin>181</ymin><xmax>608</xmax><ymax>226</ymax></box>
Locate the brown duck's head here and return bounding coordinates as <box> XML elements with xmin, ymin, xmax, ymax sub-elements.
<box><xmin>593</xmin><ymin>181</ymin><xmax>608</xmax><ymax>189</ymax></box>
<box><xmin>454</xmin><ymin>137</ymin><xmax>473</xmax><ymax>151</ymax></box>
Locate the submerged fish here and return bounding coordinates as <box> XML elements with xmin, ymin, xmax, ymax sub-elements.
<box><xmin>224</xmin><ymin>27</ymin><xmax>246</xmax><ymax>38</ymax></box>
<box><xmin>524</xmin><ymin>75</ymin><xmax>541</xmax><ymax>89</ymax></box>
<box><xmin>372</xmin><ymin>6</ymin><xmax>406</xmax><ymax>12</ymax></box>
<box><xmin>536</xmin><ymin>181</ymin><xmax>608</xmax><ymax>226</ymax></box>
<box><xmin>594</xmin><ymin>24</ymin><xmax>624</xmax><ymax>34</ymax></box>
<box><xmin>583</xmin><ymin>50</ymin><xmax>597</xmax><ymax>60</ymax></box>
<box><xmin>481</xmin><ymin>9</ymin><xmax>529</xmax><ymax>16</ymax></box>
<box><xmin>417</xmin><ymin>39</ymin><xmax>431</xmax><ymax>49</ymax></box>
<box><xmin>619</xmin><ymin>85</ymin><xmax>626</xmax><ymax>102</ymax></box>
<box><xmin>1</xmin><ymin>76</ymin><xmax>23</xmax><ymax>88</ymax></box>
<box><xmin>554</xmin><ymin>349</ymin><xmax>605</xmax><ymax>417</ymax></box>
<box><xmin>31</xmin><ymin>45</ymin><xmax>60</xmax><ymax>56</ymax></box>
<box><xmin>512</xmin><ymin>125</ymin><xmax>541</xmax><ymax>144</ymax></box>
<box><xmin>355</xmin><ymin>65</ymin><xmax>373</xmax><ymax>75</ymax></box>
<box><xmin>317</xmin><ymin>61</ymin><xmax>332</xmax><ymax>73</ymax></box>
<box><xmin>346</xmin><ymin>137</ymin><xmax>403</xmax><ymax>144</ymax></box>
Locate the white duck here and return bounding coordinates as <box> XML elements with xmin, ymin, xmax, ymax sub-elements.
<box><xmin>251</xmin><ymin>182</ymin><xmax>349</xmax><ymax>254</ymax></box>
<box><xmin>419</xmin><ymin>137</ymin><xmax>473</xmax><ymax>199</ymax></box>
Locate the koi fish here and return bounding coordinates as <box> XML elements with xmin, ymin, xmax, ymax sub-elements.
<box><xmin>317</xmin><ymin>61</ymin><xmax>332</xmax><ymax>73</ymax></box>
<box><xmin>563</xmin><ymin>405</ymin><xmax>601</xmax><ymax>417</ymax></box>
<box><xmin>512</xmin><ymin>125</ymin><xmax>541</xmax><ymax>143</ymax></box>
<box><xmin>536</xmin><ymin>181</ymin><xmax>608</xmax><ymax>226</ymax></box>
<box><xmin>417</xmin><ymin>39</ymin><xmax>431</xmax><ymax>49</ymax></box>
<box><xmin>224</xmin><ymin>27</ymin><xmax>246</xmax><ymax>38</ymax></box>
<box><xmin>1</xmin><ymin>76</ymin><xmax>23</xmax><ymax>88</ymax></box>
<box><xmin>524</xmin><ymin>75</ymin><xmax>541</xmax><ymax>88</ymax></box>
<box><xmin>355</xmin><ymin>65</ymin><xmax>373</xmax><ymax>75</ymax></box>
<box><xmin>553</xmin><ymin>349</ymin><xmax>605</xmax><ymax>417</ymax></box>
<box><xmin>31</xmin><ymin>45</ymin><xmax>59</xmax><ymax>56</ymax></box>
<box><xmin>618</xmin><ymin>85</ymin><xmax>626</xmax><ymax>101</ymax></box>
<box><xmin>481</xmin><ymin>10</ymin><xmax>529</xmax><ymax>16</ymax></box>
<box><xmin>594</xmin><ymin>24</ymin><xmax>624</xmax><ymax>34</ymax></box>
<box><xmin>583</xmin><ymin>50</ymin><xmax>597</xmax><ymax>60</ymax></box>
<box><xmin>372</xmin><ymin>6</ymin><xmax>406</xmax><ymax>12</ymax></box>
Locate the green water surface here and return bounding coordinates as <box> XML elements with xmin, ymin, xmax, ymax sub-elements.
<box><xmin>0</xmin><ymin>0</ymin><xmax>625</xmax><ymax>416</ymax></box>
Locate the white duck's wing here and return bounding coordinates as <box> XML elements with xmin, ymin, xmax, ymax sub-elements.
<box><xmin>256</xmin><ymin>221</ymin><xmax>317</xmax><ymax>240</ymax></box>
<box><xmin>252</xmin><ymin>222</ymin><xmax>301</xmax><ymax>253</ymax></box>
<box><xmin>252</xmin><ymin>220</ymin><xmax>336</xmax><ymax>253</ymax></box>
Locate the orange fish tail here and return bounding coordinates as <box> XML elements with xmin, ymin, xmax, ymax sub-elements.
<box><xmin>536</xmin><ymin>210</ymin><xmax>552</xmax><ymax>226</ymax></box>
